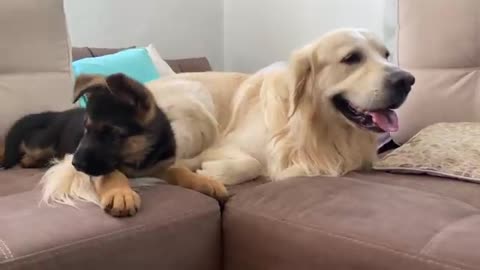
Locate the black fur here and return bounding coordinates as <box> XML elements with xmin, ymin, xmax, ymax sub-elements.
<box><xmin>2</xmin><ymin>109</ymin><xmax>84</xmax><ymax>169</ymax></box>
<box><xmin>1</xmin><ymin>73</ymin><xmax>176</xmax><ymax>178</ymax></box>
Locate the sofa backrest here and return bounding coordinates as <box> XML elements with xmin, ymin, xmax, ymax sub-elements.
<box><xmin>391</xmin><ymin>0</ymin><xmax>480</xmax><ymax>144</ymax></box>
<box><xmin>72</xmin><ymin>47</ymin><xmax>213</xmax><ymax>73</ymax></box>
<box><xmin>0</xmin><ymin>0</ymin><xmax>73</xmax><ymax>138</ymax></box>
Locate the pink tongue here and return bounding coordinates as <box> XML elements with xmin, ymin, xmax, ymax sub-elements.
<box><xmin>368</xmin><ymin>110</ymin><xmax>399</xmax><ymax>132</ymax></box>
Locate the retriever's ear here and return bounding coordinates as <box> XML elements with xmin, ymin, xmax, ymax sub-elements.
<box><xmin>288</xmin><ymin>45</ymin><xmax>316</xmax><ymax>116</ymax></box>
<box><xmin>73</xmin><ymin>74</ymin><xmax>110</xmax><ymax>103</ymax></box>
<box><xmin>106</xmin><ymin>73</ymin><xmax>157</xmax><ymax>124</ymax></box>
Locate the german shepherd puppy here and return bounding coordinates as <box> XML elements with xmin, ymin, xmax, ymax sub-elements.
<box><xmin>1</xmin><ymin>109</ymin><xmax>84</xmax><ymax>169</ymax></box>
<box><xmin>0</xmin><ymin>73</ymin><xmax>227</xmax><ymax>217</ymax></box>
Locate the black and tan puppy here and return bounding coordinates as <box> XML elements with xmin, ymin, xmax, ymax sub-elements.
<box><xmin>1</xmin><ymin>109</ymin><xmax>84</xmax><ymax>169</ymax></box>
<box><xmin>1</xmin><ymin>73</ymin><xmax>227</xmax><ymax>217</ymax></box>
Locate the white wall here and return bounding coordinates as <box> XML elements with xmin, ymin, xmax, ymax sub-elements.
<box><xmin>65</xmin><ymin>0</ymin><xmax>224</xmax><ymax>70</ymax></box>
<box><xmin>65</xmin><ymin>0</ymin><xmax>395</xmax><ymax>73</ymax></box>
<box><xmin>224</xmin><ymin>0</ymin><xmax>394</xmax><ymax>72</ymax></box>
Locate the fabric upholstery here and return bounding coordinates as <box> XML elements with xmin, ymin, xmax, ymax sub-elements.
<box><xmin>0</xmin><ymin>0</ymin><xmax>73</xmax><ymax>138</ymax></box>
<box><xmin>224</xmin><ymin>173</ymin><xmax>480</xmax><ymax>270</ymax></box>
<box><xmin>0</xmin><ymin>168</ymin><xmax>222</xmax><ymax>270</ymax></box>
<box><xmin>391</xmin><ymin>0</ymin><xmax>480</xmax><ymax>144</ymax></box>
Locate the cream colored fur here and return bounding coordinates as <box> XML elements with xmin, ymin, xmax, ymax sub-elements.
<box><xmin>41</xmin><ymin>77</ymin><xmax>227</xmax><ymax>205</ymax></box>
<box><xmin>41</xmin><ymin>28</ymin><xmax>396</xmax><ymax>205</ymax></box>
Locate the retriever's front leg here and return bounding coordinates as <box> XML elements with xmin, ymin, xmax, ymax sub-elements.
<box><xmin>274</xmin><ymin>165</ymin><xmax>308</xmax><ymax>181</ymax></box>
<box><xmin>155</xmin><ymin>165</ymin><xmax>229</xmax><ymax>201</ymax></box>
<box><xmin>94</xmin><ymin>170</ymin><xmax>141</xmax><ymax>217</ymax></box>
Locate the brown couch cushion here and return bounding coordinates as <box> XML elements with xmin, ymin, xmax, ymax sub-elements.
<box><xmin>72</xmin><ymin>47</ymin><xmax>212</xmax><ymax>73</ymax></box>
<box><xmin>224</xmin><ymin>173</ymin><xmax>480</xmax><ymax>270</ymax></box>
<box><xmin>391</xmin><ymin>0</ymin><xmax>480</xmax><ymax>144</ymax></box>
<box><xmin>0</xmin><ymin>169</ymin><xmax>222</xmax><ymax>270</ymax></box>
<box><xmin>71</xmin><ymin>47</ymin><xmax>135</xmax><ymax>61</ymax></box>
<box><xmin>165</xmin><ymin>58</ymin><xmax>213</xmax><ymax>73</ymax></box>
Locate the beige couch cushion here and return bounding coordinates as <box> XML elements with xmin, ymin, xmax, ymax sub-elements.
<box><xmin>0</xmin><ymin>0</ymin><xmax>73</xmax><ymax>137</ymax></box>
<box><xmin>391</xmin><ymin>0</ymin><xmax>480</xmax><ymax>144</ymax></box>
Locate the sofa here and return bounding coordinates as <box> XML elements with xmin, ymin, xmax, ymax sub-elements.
<box><xmin>1</xmin><ymin>0</ymin><xmax>479</xmax><ymax>269</ymax></box>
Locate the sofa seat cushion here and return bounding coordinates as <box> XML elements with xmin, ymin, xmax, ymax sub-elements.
<box><xmin>0</xmin><ymin>168</ymin><xmax>45</xmax><ymax>196</ymax></box>
<box><xmin>224</xmin><ymin>173</ymin><xmax>480</xmax><ymax>270</ymax></box>
<box><xmin>0</xmin><ymin>169</ymin><xmax>222</xmax><ymax>270</ymax></box>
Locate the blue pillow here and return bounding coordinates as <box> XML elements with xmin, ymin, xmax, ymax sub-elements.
<box><xmin>72</xmin><ymin>47</ymin><xmax>160</xmax><ymax>107</ymax></box>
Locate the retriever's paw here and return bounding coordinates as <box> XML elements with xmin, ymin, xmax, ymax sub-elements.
<box><xmin>100</xmin><ymin>187</ymin><xmax>141</xmax><ymax>217</ymax></box>
<box><xmin>189</xmin><ymin>172</ymin><xmax>229</xmax><ymax>202</ymax></box>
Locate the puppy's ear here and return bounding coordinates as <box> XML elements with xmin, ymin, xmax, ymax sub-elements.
<box><xmin>73</xmin><ymin>74</ymin><xmax>110</xmax><ymax>103</ymax></box>
<box><xmin>288</xmin><ymin>45</ymin><xmax>315</xmax><ymax>116</ymax></box>
<box><xmin>106</xmin><ymin>73</ymin><xmax>157</xmax><ymax>125</ymax></box>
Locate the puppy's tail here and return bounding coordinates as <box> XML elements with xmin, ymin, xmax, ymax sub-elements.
<box><xmin>2</xmin><ymin>111</ymin><xmax>58</xmax><ymax>169</ymax></box>
<box><xmin>40</xmin><ymin>154</ymin><xmax>163</xmax><ymax>207</ymax></box>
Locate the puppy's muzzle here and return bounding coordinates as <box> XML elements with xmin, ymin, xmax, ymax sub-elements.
<box><xmin>72</xmin><ymin>153</ymin><xmax>88</xmax><ymax>173</ymax></box>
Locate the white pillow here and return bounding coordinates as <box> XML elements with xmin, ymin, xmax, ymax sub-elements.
<box><xmin>146</xmin><ymin>44</ymin><xmax>176</xmax><ymax>75</ymax></box>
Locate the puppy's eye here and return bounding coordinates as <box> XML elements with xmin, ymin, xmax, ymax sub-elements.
<box><xmin>341</xmin><ymin>51</ymin><xmax>363</xmax><ymax>65</ymax></box>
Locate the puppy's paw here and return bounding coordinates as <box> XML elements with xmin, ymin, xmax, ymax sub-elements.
<box><xmin>100</xmin><ymin>187</ymin><xmax>141</xmax><ymax>217</ymax></box>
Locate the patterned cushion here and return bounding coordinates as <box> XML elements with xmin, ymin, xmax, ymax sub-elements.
<box><xmin>374</xmin><ymin>122</ymin><xmax>480</xmax><ymax>183</ymax></box>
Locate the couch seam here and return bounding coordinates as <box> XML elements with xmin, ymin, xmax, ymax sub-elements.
<box><xmin>420</xmin><ymin>214</ymin><xmax>480</xmax><ymax>260</ymax></box>
<box><xmin>0</xmin><ymin>204</ymin><xmax>218</xmax><ymax>265</ymax></box>
<box><xmin>227</xmin><ymin>206</ymin><xmax>469</xmax><ymax>270</ymax></box>
<box><xmin>344</xmin><ymin>175</ymin><xmax>480</xmax><ymax>211</ymax></box>
<box><xmin>0</xmin><ymin>241</ymin><xmax>8</xmax><ymax>261</ymax></box>
<box><xmin>0</xmin><ymin>239</ymin><xmax>13</xmax><ymax>260</ymax></box>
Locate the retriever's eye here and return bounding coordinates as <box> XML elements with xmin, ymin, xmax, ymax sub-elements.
<box><xmin>341</xmin><ymin>51</ymin><xmax>363</xmax><ymax>65</ymax></box>
<box><xmin>385</xmin><ymin>50</ymin><xmax>391</xmax><ymax>59</ymax></box>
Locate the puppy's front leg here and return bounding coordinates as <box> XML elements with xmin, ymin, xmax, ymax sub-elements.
<box><xmin>94</xmin><ymin>170</ymin><xmax>141</xmax><ymax>217</ymax></box>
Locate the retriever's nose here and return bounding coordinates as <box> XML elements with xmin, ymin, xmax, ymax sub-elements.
<box><xmin>387</xmin><ymin>70</ymin><xmax>415</xmax><ymax>93</ymax></box>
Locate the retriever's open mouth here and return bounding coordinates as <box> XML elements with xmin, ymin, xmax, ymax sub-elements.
<box><xmin>332</xmin><ymin>94</ymin><xmax>398</xmax><ymax>133</ymax></box>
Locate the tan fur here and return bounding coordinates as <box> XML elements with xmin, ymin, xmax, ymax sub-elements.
<box><xmin>161</xmin><ymin>28</ymin><xmax>394</xmax><ymax>184</ymax></box>
<box><xmin>41</xmin><ymin>74</ymin><xmax>231</xmax><ymax>215</ymax></box>
<box><xmin>20</xmin><ymin>142</ymin><xmax>55</xmax><ymax>168</ymax></box>
<box><xmin>41</xmin><ymin>28</ymin><xmax>400</xmax><ymax>215</ymax></box>
<box><xmin>73</xmin><ymin>74</ymin><xmax>110</xmax><ymax>102</ymax></box>
<box><xmin>156</xmin><ymin>166</ymin><xmax>228</xmax><ymax>201</ymax></box>
<box><xmin>121</xmin><ymin>135</ymin><xmax>153</xmax><ymax>165</ymax></box>
<box><xmin>94</xmin><ymin>170</ymin><xmax>141</xmax><ymax>217</ymax></box>
<box><xmin>125</xmin><ymin>78</ymin><xmax>158</xmax><ymax>125</ymax></box>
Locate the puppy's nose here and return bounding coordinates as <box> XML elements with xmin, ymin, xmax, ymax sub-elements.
<box><xmin>72</xmin><ymin>156</ymin><xmax>87</xmax><ymax>171</ymax></box>
<box><xmin>387</xmin><ymin>70</ymin><xmax>415</xmax><ymax>93</ymax></box>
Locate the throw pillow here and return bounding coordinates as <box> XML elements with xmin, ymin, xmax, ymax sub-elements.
<box><xmin>374</xmin><ymin>122</ymin><xmax>480</xmax><ymax>183</ymax></box>
<box><xmin>73</xmin><ymin>45</ymin><xmax>173</xmax><ymax>107</ymax></box>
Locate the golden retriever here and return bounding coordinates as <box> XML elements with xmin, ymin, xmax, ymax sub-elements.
<box><xmin>170</xmin><ymin>27</ymin><xmax>414</xmax><ymax>184</ymax></box>
<box><xmin>40</xmin><ymin>28</ymin><xmax>414</xmax><ymax>212</ymax></box>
